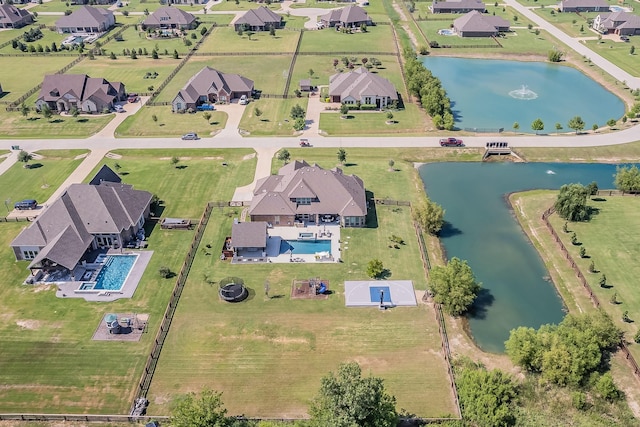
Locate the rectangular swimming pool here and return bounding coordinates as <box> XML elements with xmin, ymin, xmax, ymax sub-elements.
<box><xmin>280</xmin><ymin>239</ymin><xmax>331</xmax><ymax>255</ymax></box>
<box><xmin>78</xmin><ymin>254</ymin><xmax>138</xmax><ymax>292</ymax></box>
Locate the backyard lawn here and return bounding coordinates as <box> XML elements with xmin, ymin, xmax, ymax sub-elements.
<box><xmin>299</xmin><ymin>25</ymin><xmax>398</xmax><ymax>53</ymax></box>
<box><xmin>238</xmin><ymin>97</ymin><xmax>309</xmax><ymax>136</ymax></box>
<box><xmin>67</xmin><ymin>57</ymin><xmax>182</xmax><ymax>95</ymax></box>
<box><xmin>197</xmin><ymin>26</ymin><xmax>301</xmax><ymax>53</ymax></box>
<box><xmin>153</xmin><ymin>55</ymin><xmax>293</xmax><ymax>102</ymax></box>
<box><xmin>115</xmin><ymin>106</ymin><xmax>228</xmax><ymax>138</ymax></box>
<box><xmin>0</xmin><ymin>56</ymin><xmax>79</xmax><ymax>103</ymax></box>
<box><xmin>0</xmin><ymin>149</ymin><xmax>87</xmax><ymax>212</ymax></box>
<box><xmin>99</xmin><ymin>25</ymin><xmax>196</xmax><ymax>56</ymax></box>
<box><xmin>0</xmin><ymin>26</ymin><xmax>68</xmax><ymax>55</ymax></box>
<box><xmin>319</xmin><ymin>104</ymin><xmax>429</xmax><ymax>136</ymax></box>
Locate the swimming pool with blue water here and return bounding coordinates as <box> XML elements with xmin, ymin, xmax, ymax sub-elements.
<box><xmin>279</xmin><ymin>240</ymin><xmax>331</xmax><ymax>254</ymax></box>
<box><xmin>80</xmin><ymin>255</ymin><xmax>138</xmax><ymax>291</ymax></box>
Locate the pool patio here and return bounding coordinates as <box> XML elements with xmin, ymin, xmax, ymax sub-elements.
<box><xmin>233</xmin><ymin>224</ymin><xmax>341</xmax><ymax>264</ymax></box>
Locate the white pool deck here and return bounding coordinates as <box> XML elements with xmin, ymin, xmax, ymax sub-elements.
<box><xmin>344</xmin><ymin>280</ymin><xmax>418</xmax><ymax>307</ymax></box>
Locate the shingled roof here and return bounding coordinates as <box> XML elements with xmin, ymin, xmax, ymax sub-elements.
<box><xmin>0</xmin><ymin>3</ymin><xmax>33</xmax><ymax>26</ymax></box>
<box><xmin>250</xmin><ymin>161</ymin><xmax>366</xmax><ymax>218</ymax></box>
<box><xmin>454</xmin><ymin>10</ymin><xmax>509</xmax><ymax>34</ymax></box>
<box><xmin>143</xmin><ymin>7</ymin><xmax>196</xmax><ymax>27</ymax></box>
<box><xmin>231</xmin><ymin>222</ymin><xmax>268</xmax><ymax>249</ymax></box>
<box><xmin>55</xmin><ymin>5</ymin><xmax>113</xmax><ymax>29</ymax></box>
<box><xmin>234</xmin><ymin>6</ymin><xmax>281</xmax><ymax>28</ymax></box>
<box><xmin>321</xmin><ymin>5</ymin><xmax>370</xmax><ymax>26</ymax></box>
<box><xmin>175</xmin><ymin>66</ymin><xmax>254</xmax><ymax>104</ymax></box>
<box><xmin>329</xmin><ymin>67</ymin><xmax>398</xmax><ymax>102</ymax></box>
<box><xmin>38</xmin><ymin>74</ymin><xmax>122</xmax><ymax>105</ymax></box>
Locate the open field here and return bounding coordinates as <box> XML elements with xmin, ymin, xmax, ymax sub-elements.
<box><xmin>83</xmin><ymin>149</ymin><xmax>256</xmax><ymax>217</ymax></box>
<box><xmin>239</xmin><ymin>97</ymin><xmax>309</xmax><ymax>136</ymax></box>
<box><xmin>533</xmin><ymin>8</ymin><xmax>601</xmax><ymax>38</ymax></box>
<box><xmin>548</xmin><ymin>196</ymin><xmax>640</xmax><ymax>362</ymax></box>
<box><xmin>0</xmin><ymin>16</ymin><xmax>60</xmax><ymax>45</ymax></box>
<box><xmin>585</xmin><ymin>39</ymin><xmax>640</xmax><ymax>78</ymax></box>
<box><xmin>153</xmin><ymin>55</ymin><xmax>293</xmax><ymax>102</ymax></box>
<box><xmin>100</xmin><ymin>25</ymin><xmax>194</xmax><ymax>55</ymax></box>
<box><xmin>515</xmin><ymin>140</ymin><xmax>640</xmax><ymax>162</ymax></box>
<box><xmin>319</xmin><ymin>104</ymin><xmax>429</xmax><ymax>136</ymax></box>
<box><xmin>115</xmin><ymin>106</ymin><xmax>228</xmax><ymax>138</ymax></box>
<box><xmin>0</xmin><ymin>111</ymin><xmax>114</xmax><ymax>139</ymax></box>
<box><xmin>0</xmin><ymin>26</ymin><xmax>68</xmax><ymax>55</ymax></box>
<box><xmin>197</xmin><ymin>26</ymin><xmax>301</xmax><ymax>53</ymax></box>
<box><xmin>299</xmin><ymin>25</ymin><xmax>398</xmax><ymax>53</ymax></box>
<box><xmin>0</xmin><ymin>149</ymin><xmax>87</xmax><ymax>211</ymax></box>
<box><xmin>68</xmin><ymin>57</ymin><xmax>182</xmax><ymax>95</ymax></box>
<box><xmin>0</xmin><ymin>56</ymin><xmax>78</xmax><ymax>103</ymax></box>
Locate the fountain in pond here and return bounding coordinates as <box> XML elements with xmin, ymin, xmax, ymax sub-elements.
<box><xmin>509</xmin><ymin>85</ymin><xmax>538</xmax><ymax>100</ymax></box>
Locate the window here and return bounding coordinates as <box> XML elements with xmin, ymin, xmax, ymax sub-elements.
<box><xmin>296</xmin><ymin>197</ymin><xmax>311</xmax><ymax>205</ymax></box>
<box><xmin>23</xmin><ymin>250</ymin><xmax>39</xmax><ymax>260</ymax></box>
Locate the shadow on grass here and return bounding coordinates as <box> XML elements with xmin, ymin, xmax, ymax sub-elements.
<box><xmin>176</xmin><ymin>165</ymin><xmax>188</xmax><ymax>170</ymax></box>
<box><xmin>27</xmin><ymin>163</ymin><xmax>43</xmax><ymax>169</ymax></box>
<box><xmin>77</xmin><ymin>118</ymin><xmax>88</xmax><ymax>123</ymax></box>
<box><xmin>50</xmin><ymin>119</ymin><xmax>64</xmax><ymax>124</ymax></box>
<box><xmin>365</xmin><ymin>190</ymin><xmax>378</xmax><ymax>228</ymax></box>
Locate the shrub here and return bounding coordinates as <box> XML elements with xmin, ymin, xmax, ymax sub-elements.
<box><xmin>159</xmin><ymin>266</ymin><xmax>172</xmax><ymax>278</ymax></box>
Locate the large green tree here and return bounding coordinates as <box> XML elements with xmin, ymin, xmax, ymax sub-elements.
<box><xmin>531</xmin><ymin>118</ymin><xmax>544</xmax><ymax>134</ymax></box>
<box><xmin>429</xmin><ymin>257</ymin><xmax>481</xmax><ymax>316</ymax></box>
<box><xmin>277</xmin><ymin>149</ymin><xmax>290</xmax><ymax>164</ymax></box>
<box><xmin>614</xmin><ymin>165</ymin><xmax>640</xmax><ymax>193</ymax></box>
<box><xmin>554</xmin><ymin>183</ymin><xmax>589</xmax><ymax>221</ymax></box>
<box><xmin>567</xmin><ymin>116</ymin><xmax>585</xmax><ymax>134</ymax></box>
<box><xmin>309</xmin><ymin>362</ymin><xmax>398</xmax><ymax>427</ymax></box>
<box><xmin>170</xmin><ymin>388</ymin><xmax>231</xmax><ymax>427</ymax></box>
<box><xmin>412</xmin><ymin>197</ymin><xmax>445</xmax><ymax>235</ymax></box>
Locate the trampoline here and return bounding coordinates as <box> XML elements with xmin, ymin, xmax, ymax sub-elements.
<box><xmin>344</xmin><ymin>281</ymin><xmax>417</xmax><ymax>307</ymax></box>
<box><xmin>218</xmin><ymin>277</ymin><xmax>249</xmax><ymax>302</ymax></box>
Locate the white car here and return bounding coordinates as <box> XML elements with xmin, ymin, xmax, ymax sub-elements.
<box><xmin>114</xmin><ymin>105</ymin><xmax>125</xmax><ymax>113</ymax></box>
<box><xmin>239</xmin><ymin>95</ymin><xmax>248</xmax><ymax>105</ymax></box>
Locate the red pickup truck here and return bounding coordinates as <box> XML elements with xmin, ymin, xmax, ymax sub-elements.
<box><xmin>439</xmin><ymin>137</ymin><xmax>463</xmax><ymax>147</ymax></box>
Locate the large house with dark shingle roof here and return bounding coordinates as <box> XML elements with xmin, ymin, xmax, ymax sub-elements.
<box><xmin>0</xmin><ymin>3</ymin><xmax>33</xmax><ymax>29</ymax></box>
<box><xmin>320</xmin><ymin>5</ymin><xmax>371</xmax><ymax>28</ymax></box>
<box><xmin>11</xmin><ymin>166</ymin><xmax>152</xmax><ymax>273</ymax></box>
<box><xmin>593</xmin><ymin>11</ymin><xmax>640</xmax><ymax>35</ymax></box>
<box><xmin>55</xmin><ymin>5</ymin><xmax>115</xmax><ymax>33</ymax></box>
<box><xmin>36</xmin><ymin>74</ymin><xmax>126</xmax><ymax>114</ymax></box>
<box><xmin>143</xmin><ymin>7</ymin><xmax>198</xmax><ymax>30</ymax></box>
<box><xmin>233</xmin><ymin>6</ymin><xmax>282</xmax><ymax>31</ymax></box>
<box><xmin>453</xmin><ymin>10</ymin><xmax>510</xmax><ymax>37</ymax></box>
<box><xmin>250</xmin><ymin>160</ymin><xmax>367</xmax><ymax>227</ymax></box>
<box><xmin>172</xmin><ymin>66</ymin><xmax>254</xmax><ymax>111</ymax></box>
<box><xmin>329</xmin><ymin>67</ymin><xmax>398</xmax><ymax>109</ymax></box>
<box><xmin>431</xmin><ymin>0</ymin><xmax>486</xmax><ymax>14</ymax></box>
<box><xmin>559</xmin><ymin>0</ymin><xmax>608</xmax><ymax>12</ymax></box>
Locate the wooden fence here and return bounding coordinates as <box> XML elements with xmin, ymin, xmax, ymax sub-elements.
<box><xmin>541</xmin><ymin>206</ymin><xmax>640</xmax><ymax>380</ymax></box>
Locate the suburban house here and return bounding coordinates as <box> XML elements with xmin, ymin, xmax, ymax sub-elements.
<box><xmin>559</xmin><ymin>0</ymin><xmax>608</xmax><ymax>12</ymax></box>
<box><xmin>11</xmin><ymin>166</ymin><xmax>152</xmax><ymax>274</ymax></box>
<box><xmin>70</xmin><ymin>0</ymin><xmax>116</xmax><ymax>5</ymax></box>
<box><xmin>233</xmin><ymin>6</ymin><xmax>282</xmax><ymax>32</ymax></box>
<box><xmin>172</xmin><ymin>66</ymin><xmax>254</xmax><ymax>111</ymax></box>
<box><xmin>35</xmin><ymin>74</ymin><xmax>126</xmax><ymax>114</ymax></box>
<box><xmin>230</xmin><ymin>222</ymin><xmax>268</xmax><ymax>256</ymax></box>
<box><xmin>249</xmin><ymin>160</ymin><xmax>368</xmax><ymax>227</ymax></box>
<box><xmin>0</xmin><ymin>3</ymin><xmax>33</xmax><ymax>29</ymax></box>
<box><xmin>430</xmin><ymin>0</ymin><xmax>486</xmax><ymax>14</ymax></box>
<box><xmin>453</xmin><ymin>10</ymin><xmax>510</xmax><ymax>37</ymax></box>
<box><xmin>143</xmin><ymin>7</ymin><xmax>198</xmax><ymax>30</ymax></box>
<box><xmin>167</xmin><ymin>0</ymin><xmax>205</xmax><ymax>4</ymax></box>
<box><xmin>593</xmin><ymin>11</ymin><xmax>640</xmax><ymax>35</ymax></box>
<box><xmin>320</xmin><ymin>5</ymin><xmax>371</xmax><ymax>28</ymax></box>
<box><xmin>329</xmin><ymin>67</ymin><xmax>398</xmax><ymax>108</ymax></box>
<box><xmin>55</xmin><ymin>6</ymin><xmax>115</xmax><ymax>34</ymax></box>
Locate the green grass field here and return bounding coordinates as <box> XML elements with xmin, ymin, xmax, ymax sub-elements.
<box><xmin>0</xmin><ymin>26</ymin><xmax>67</xmax><ymax>55</ymax></box>
<box><xmin>154</xmin><ymin>55</ymin><xmax>293</xmax><ymax>102</ymax></box>
<box><xmin>67</xmin><ymin>57</ymin><xmax>182</xmax><ymax>95</ymax></box>
<box><xmin>100</xmin><ymin>25</ymin><xmax>194</xmax><ymax>55</ymax></box>
<box><xmin>319</xmin><ymin>104</ymin><xmax>429</xmax><ymax>136</ymax></box>
<box><xmin>0</xmin><ymin>150</ymin><xmax>87</xmax><ymax>211</ymax></box>
<box><xmin>548</xmin><ymin>197</ymin><xmax>640</xmax><ymax>362</ymax></box>
<box><xmin>299</xmin><ymin>25</ymin><xmax>398</xmax><ymax>53</ymax></box>
<box><xmin>0</xmin><ymin>111</ymin><xmax>114</xmax><ymax>139</ymax></box>
<box><xmin>0</xmin><ymin>56</ymin><xmax>78</xmax><ymax>103</ymax></box>
<box><xmin>585</xmin><ymin>39</ymin><xmax>640</xmax><ymax>78</ymax></box>
<box><xmin>197</xmin><ymin>26</ymin><xmax>301</xmax><ymax>53</ymax></box>
<box><xmin>238</xmin><ymin>97</ymin><xmax>309</xmax><ymax>136</ymax></box>
<box><xmin>115</xmin><ymin>106</ymin><xmax>228</xmax><ymax>138</ymax></box>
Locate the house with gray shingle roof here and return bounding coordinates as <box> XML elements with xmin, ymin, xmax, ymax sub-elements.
<box><xmin>11</xmin><ymin>166</ymin><xmax>152</xmax><ymax>273</ymax></box>
<box><xmin>55</xmin><ymin>5</ymin><xmax>115</xmax><ymax>34</ymax></box>
<box><xmin>250</xmin><ymin>160</ymin><xmax>367</xmax><ymax>227</ymax></box>
<box><xmin>233</xmin><ymin>6</ymin><xmax>282</xmax><ymax>32</ymax></box>
<box><xmin>0</xmin><ymin>3</ymin><xmax>34</xmax><ymax>29</ymax></box>
<box><xmin>36</xmin><ymin>74</ymin><xmax>126</xmax><ymax>114</ymax></box>
<box><xmin>593</xmin><ymin>11</ymin><xmax>640</xmax><ymax>36</ymax></box>
<box><xmin>172</xmin><ymin>66</ymin><xmax>254</xmax><ymax>111</ymax></box>
<box><xmin>143</xmin><ymin>7</ymin><xmax>198</xmax><ymax>30</ymax></box>
<box><xmin>453</xmin><ymin>10</ymin><xmax>510</xmax><ymax>37</ymax></box>
<box><xmin>329</xmin><ymin>67</ymin><xmax>398</xmax><ymax>109</ymax></box>
<box><xmin>559</xmin><ymin>0</ymin><xmax>608</xmax><ymax>12</ymax></box>
<box><xmin>320</xmin><ymin>5</ymin><xmax>371</xmax><ymax>28</ymax></box>
<box><xmin>431</xmin><ymin>0</ymin><xmax>486</xmax><ymax>14</ymax></box>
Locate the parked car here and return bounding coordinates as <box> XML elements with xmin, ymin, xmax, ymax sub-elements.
<box><xmin>439</xmin><ymin>137</ymin><xmax>463</xmax><ymax>147</ymax></box>
<box><xmin>196</xmin><ymin>104</ymin><xmax>215</xmax><ymax>111</ymax></box>
<box><xmin>127</xmin><ymin>93</ymin><xmax>140</xmax><ymax>103</ymax></box>
<box><xmin>14</xmin><ymin>199</ymin><xmax>37</xmax><ymax>210</ymax></box>
<box><xmin>239</xmin><ymin>95</ymin><xmax>248</xmax><ymax>105</ymax></box>
<box><xmin>181</xmin><ymin>132</ymin><xmax>199</xmax><ymax>140</ymax></box>
<box><xmin>114</xmin><ymin>104</ymin><xmax>125</xmax><ymax>113</ymax></box>
<box><xmin>620</xmin><ymin>35</ymin><xmax>630</xmax><ymax>42</ymax></box>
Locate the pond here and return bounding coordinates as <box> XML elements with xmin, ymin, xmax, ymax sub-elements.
<box><xmin>419</xmin><ymin>162</ymin><xmax>622</xmax><ymax>353</ymax></box>
<box><xmin>422</xmin><ymin>57</ymin><xmax>625</xmax><ymax>133</ymax></box>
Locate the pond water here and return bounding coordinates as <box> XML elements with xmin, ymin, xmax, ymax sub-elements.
<box><xmin>419</xmin><ymin>162</ymin><xmax>622</xmax><ymax>353</ymax></box>
<box><xmin>422</xmin><ymin>57</ymin><xmax>625</xmax><ymax>132</ymax></box>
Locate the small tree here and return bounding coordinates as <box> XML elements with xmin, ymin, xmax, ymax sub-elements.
<box><xmin>41</xmin><ymin>103</ymin><xmax>52</xmax><ymax>121</ymax></box>
<box><xmin>293</xmin><ymin>117</ymin><xmax>305</xmax><ymax>131</ymax></box>
<box><xmin>562</xmin><ymin>222</ymin><xmax>569</xmax><ymax>233</ymax></box>
<box><xmin>412</xmin><ymin>198</ymin><xmax>445</xmax><ymax>235</ymax></box>
<box><xmin>567</xmin><ymin>116</ymin><xmax>585</xmax><ymax>134</ymax></box>
<box><xmin>386</xmin><ymin>111</ymin><xmax>394</xmax><ymax>123</ymax></box>
<box><xmin>634</xmin><ymin>329</ymin><xmax>640</xmax><ymax>344</ymax></box>
<box><xmin>512</xmin><ymin>122</ymin><xmax>520</xmax><ymax>133</ymax></box>
<box><xmin>113</xmin><ymin>162</ymin><xmax>121</xmax><ymax>174</ymax></box>
<box><xmin>579</xmin><ymin>246</ymin><xmax>586</xmax><ymax>258</ymax></box>
<box><xmin>429</xmin><ymin>257</ymin><xmax>481</xmax><ymax>316</ymax></box>
<box><xmin>170</xmin><ymin>388</ymin><xmax>230</xmax><ymax>427</ymax></box>
<box><xmin>554</xmin><ymin>183</ymin><xmax>589</xmax><ymax>221</ymax></box>
<box><xmin>366</xmin><ymin>259</ymin><xmax>385</xmax><ymax>279</ymax></box>
<box><xmin>592</xmin><ymin>123</ymin><xmax>599</xmax><ymax>132</ymax></box>
<box><xmin>388</xmin><ymin>159</ymin><xmax>395</xmax><ymax>171</ymax></box>
<box><xmin>599</xmin><ymin>274</ymin><xmax>607</xmax><ymax>288</ymax></box>
<box><xmin>607</xmin><ymin>118</ymin><xmax>617</xmax><ymax>128</ymax></box>
<box><xmin>18</xmin><ymin>150</ymin><xmax>33</xmax><ymax>168</ymax></box>
<box><xmin>152</xmin><ymin>114</ymin><xmax>158</xmax><ymax>124</ymax></box>
<box><xmin>570</xmin><ymin>232</ymin><xmax>578</xmax><ymax>245</ymax></box>
<box><xmin>340</xmin><ymin>103</ymin><xmax>349</xmax><ymax>117</ymax></box>
<box><xmin>201</xmin><ymin>26</ymin><xmax>208</xmax><ymax>36</ymax></box>
<box><xmin>202</xmin><ymin>112</ymin><xmax>211</xmax><ymax>123</ymax></box>
<box><xmin>70</xmin><ymin>106</ymin><xmax>79</xmax><ymax>120</ymax></box>
<box><xmin>337</xmin><ymin>148</ymin><xmax>347</xmax><ymax>165</ymax></box>
<box><xmin>588</xmin><ymin>260</ymin><xmax>596</xmax><ymax>273</ymax></box>
<box><xmin>269</xmin><ymin>25</ymin><xmax>276</xmax><ymax>36</ymax></box>
<box><xmin>170</xmin><ymin>156</ymin><xmax>179</xmax><ymax>168</ymax></box>
<box><xmin>20</xmin><ymin>103</ymin><xmax>30</xmax><ymax>119</ymax></box>
<box><xmin>623</xmin><ymin>311</ymin><xmax>631</xmax><ymax>323</ymax></box>
<box><xmin>246</xmin><ymin>31</ymin><xmax>255</xmax><ymax>41</ymax></box>
<box><xmin>109</xmin><ymin>51</ymin><xmax>117</xmax><ymax>60</ymax></box>
<box><xmin>531</xmin><ymin>118</ymin><xmax>544</xmax><ymax>134</ymax></box>
<box><xmin>277</xmin><ymin>149</ymin><xmax>290</xmax><ymax>164</ymax></box>
<box><xmin>254</xmin><ymin>107</ymin><xmax>262</xmax><ymax>119</ymax></box>
<box><xmin>290</xmin><ymin>104</ymin><xmax>305</xmax><ymax>119</ymax></box>
<box><xmin>586</xmin><ymin>181</ymin><xmax>598</xmax><ymax>197</ymax></box>
<box><xmin>555</xmin><ymin>122</ymin><xmax>563</xmax><ymax>132</ymax></box>
<box><xmin>630</xmin><ymin>45</ymin><xmax>635</xmax><ymax>55</ymax></box>
<box><xmin>548</xmin><ymin>49</ymin><xmax>564</xmax><ymax>62</ymax></box>
<box><xmin>610</xmin><ymin>292</ymin><xmax>618</xmax><ymax>305</ymax></box>
<box><xmin>308</xmin><ymin>68</ymin><xmax>315</xmax><ymax>78</ymax></box>
<box><xmin>159</xmin><ymin>266</ymin><xmax>172</xmax><ymax>278</ymax></box>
